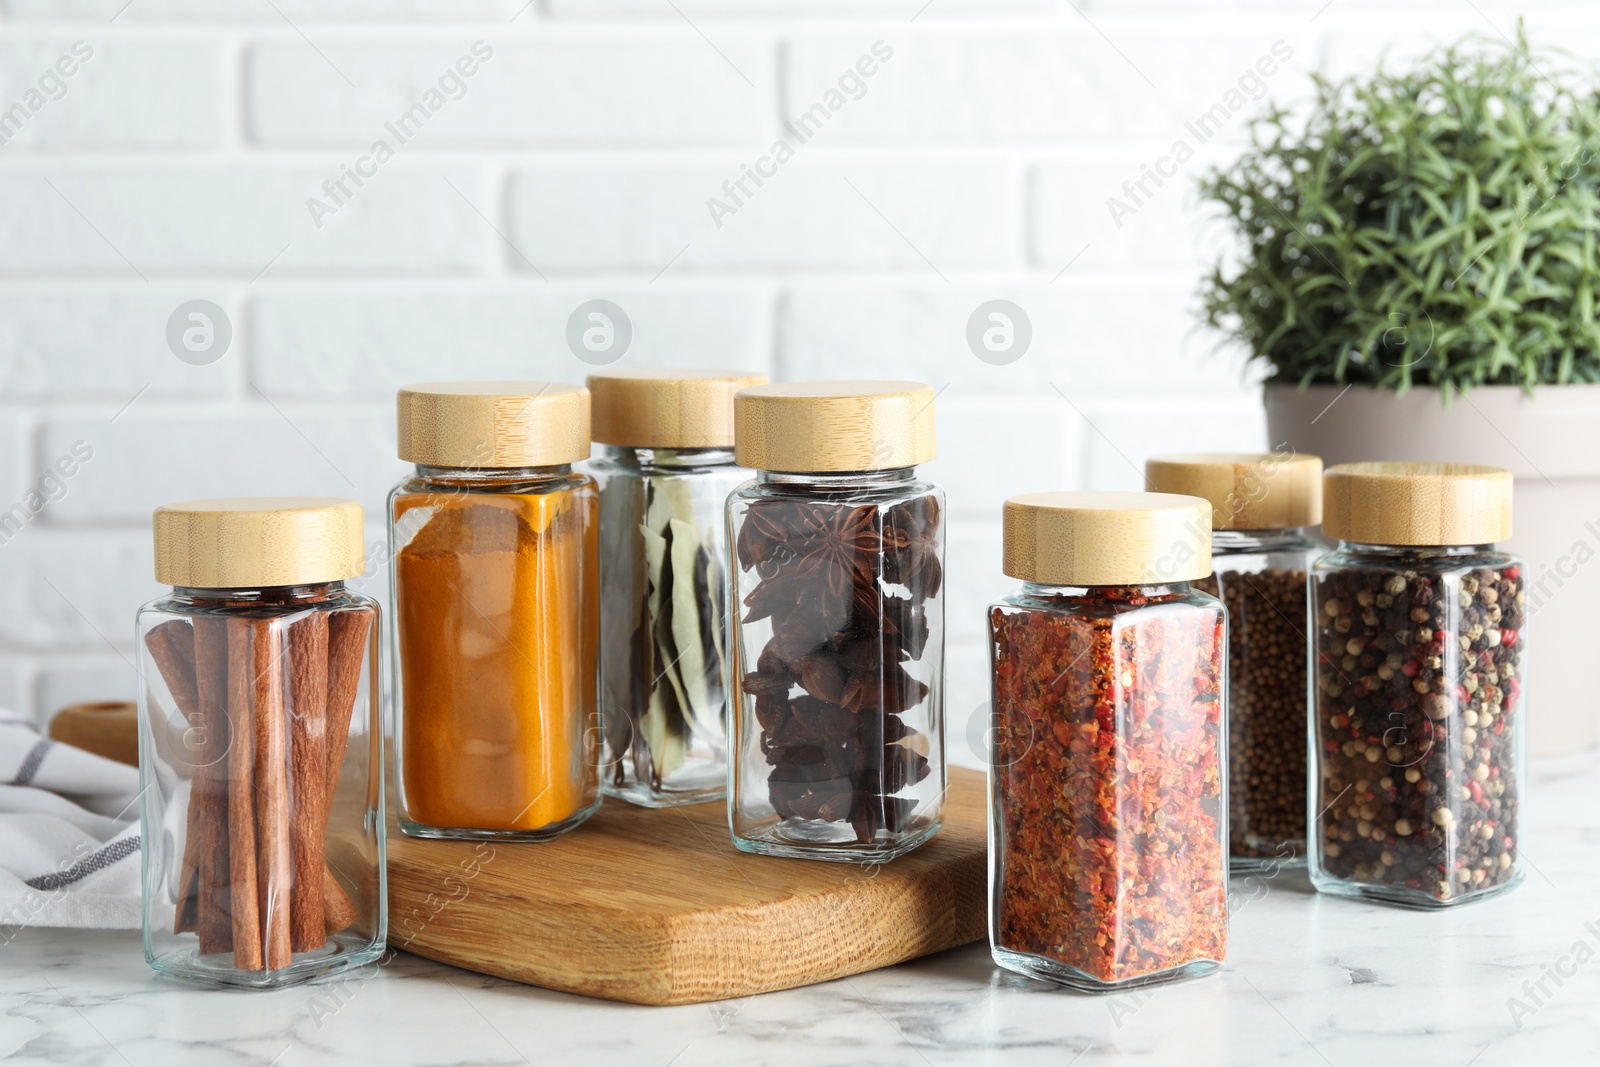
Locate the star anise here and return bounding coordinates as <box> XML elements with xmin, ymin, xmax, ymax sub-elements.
<box><xmin>792</xmin><ymin>504</ymin><xmax>881</xmax><ymax>595</ymax></box>
<box><xmin>735</xmin><ymin>490</ymin><xmax>942</xmax><ymax>843</ymax></box>
<box><xmin>736</xmin><ymin>499</ymin><xmax>811</xmax><ymax>570</ymax></box>
<box><xmin>838</xmin><ymin>664</ymin><xmax>929</xmax><ymax>715</ymax></box>
<box><xmin>883</xmin><ymin>497</ymin><xmax>943</xmax><ymax>599</ymax></box>
<box><xmin>741</xmin><ymin>571</ymin><xmax>798</xmax><ymax>625</ymax></box>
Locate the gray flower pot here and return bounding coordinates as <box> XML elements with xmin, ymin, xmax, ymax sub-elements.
<box><xmin>1265</xmin><ymin>381</ymin><xmax>1600</xmax><ymax>755</ymax></box>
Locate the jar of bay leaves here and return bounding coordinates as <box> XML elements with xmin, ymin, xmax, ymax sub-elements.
<box><xmin>1310</xmin><ymin>463</ymin><xmax>1525</xmax><ymax>908</ymax></box>
<box><xmin>389</xmin><ymin>382</ymin><xmax>600</xmax><ymax>842</ymax></box>
<box><xmin>727</xmin><ymin>380</ymin><xmax>946</xmax><ymax>862</ymax></box>
<box><xmin>586</xmin><ymin>369</ymin><xmax>766</xmax><ymax>807</ymax></box>
<box><xmin>1146</xmin><ymin>451</ymin><xmax>1324</xmax><ymax>872</ymax></box>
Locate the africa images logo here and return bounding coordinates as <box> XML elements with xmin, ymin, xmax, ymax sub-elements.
<box><xmin>304</xmin><ymin>41</ymin><xmax>494</xmax><ymax>229</ymax></box>
<box><xmin>1105</xmin><ymin>40</ymin><xmax>1293</xmax><ymax>228</ymax></box>
<box><xmin>706</xmin><ymin>40</ymin><xmax>894</xmax><ymax>228</ymax></box>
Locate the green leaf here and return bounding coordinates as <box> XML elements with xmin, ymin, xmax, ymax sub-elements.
<box><xmin>1198</xmin><ymin>22</ymin><xmax>1600</xmax><ymax>395</ymax></box>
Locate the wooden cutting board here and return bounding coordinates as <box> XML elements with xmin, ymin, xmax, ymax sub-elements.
<box><xmin>386</xmin><ymin>767</ymin><xmax>988</xmax><ymax>1005</ymax></box>
<box><xmin>44</xmin><ymin>701</ymin><xmax>987</xmax><ymax>1005</ymax></box>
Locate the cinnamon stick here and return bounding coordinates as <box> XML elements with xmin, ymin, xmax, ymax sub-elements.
<box><xmin>251</xmin><ymin>619</ymin><xmax>293</xmax><ymax>970</ymax></box>
<box><xmin>145</xmin><ymin>619</ymin><xmax>201</xmax><ymax>721</ymax></box>
<box><xmin>225</xmin><ymin>619</ymin><xmax>262</xmax><ymax>970</ymax></box>
<box><xmin>191</xmin><ymin>616</ymin><xmax>233</xmax><ymax>956</ymax></box>
<box><xmin>144</xmin><ymin>620</ymin><xmax>203</xmax><ymax>933</ymax></box>
<box><xmin>321</xmin><ymin>608</ymin><xmax>371</xmax><ymax>937</ymax></box>
<box><xmin>153</xmin><ymin>605</ymin><xmax>367</xmax><ymax>964</ymax></box>
<box><xmin>323</xmin><ymin>866</ymin><xmax>357</xmax><ymax>934</ymax></box>
<box><xmin>324</xmin><ymin>608</ymin><xmax>372</xmax><ymax>798</ymax></box>
<box><xmin>287</xmin><ymin>612</ymin><xmax>328</xmax><ymax>953</ymax></box>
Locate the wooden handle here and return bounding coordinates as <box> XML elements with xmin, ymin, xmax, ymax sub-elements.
<box><xmin>48</xmin><ymin>701</ymin><xmax>138</xmax><ymax>767</ymax></box>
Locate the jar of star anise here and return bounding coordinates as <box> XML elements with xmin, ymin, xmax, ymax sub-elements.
<box><xmin>727</xmin><ymin>380</ymin><xmax>945</xmax><ymax>862</ymax></box>
<box><xmin>1147</xmin><ymin>451</ymin><xmax>1324</xmax><ymax>872</ymax></box>
<box><xmin>989</xmin><ymin>492</ymin><xmax>1227</xmax><ymax>991</ymax></box>
<box><xmin>1310</xmin><ymin>462</ymin><xmax>1525</xmax><ymax>908</ymax></box>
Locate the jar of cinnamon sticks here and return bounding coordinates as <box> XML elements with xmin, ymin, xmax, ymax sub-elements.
<box><xmin>390</xmin><ymin>382</ymin><xmax>601</xmax><ymax>842</ymax></box>
<box><xmin>138</xmin><ymin>497</ymin><xmax>384</xmax><ymax>988</ymax></box>
<box><xmin>727</xmin><ymin>381</ymin><xmax>946</xmax><ymax>862</ymax></box>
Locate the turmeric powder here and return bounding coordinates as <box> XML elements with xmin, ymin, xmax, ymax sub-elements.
<box><xmin>393</xmin><ymin>478</ymin><xmax>599</xmax><ymax>837</ymax></box>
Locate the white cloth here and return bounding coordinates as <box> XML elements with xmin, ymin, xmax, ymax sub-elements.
<box><xmin>0</xmin><ymin>714</ymin><xmax>142</xmax><ymax>929</ymax></box>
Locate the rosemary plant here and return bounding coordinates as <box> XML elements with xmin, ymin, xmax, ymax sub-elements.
<box><xmin>1199</xmin><ymin>26</ymin><xmax>1600</xmax><ymax>397</ymax></box>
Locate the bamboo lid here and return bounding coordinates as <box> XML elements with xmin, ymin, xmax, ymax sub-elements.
<box><xmin>1323</xmin><ymin>462</ymin><xmax>1512</xmax><ymax>546</ymax></box>
<box><xmin>588</xmin><ymin>369</ymin><xmax>768</xmax><ymax>449</ymax></box>
<box><xmin>734</xmin><ymin>380</ymin><xmax>937</xmax><ymax>473</ymax></box>
<box><xmin>153</xmin><ymin>497</ymin><xmax>365</xmax><ymax>588</ymax></box>
<box><xmin>1002</xmin><ymin>491</ymin><xmax>1213</xmax><ymax>585</ymax></box>
<box><xmin>1145</xmin><ymin>452</ymin><xmax>1323</xmax><ymax>530</ymax></box>
<box><xmin>398</xmin><ymin>382</ymin><xmax>590</xmax><ymax>468</ymax></box>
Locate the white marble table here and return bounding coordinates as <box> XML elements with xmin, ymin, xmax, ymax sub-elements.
<box><xmin>5</xmin><ymin>752</ymin><xmax>1600</xmax><ymax>1066</ymax></box>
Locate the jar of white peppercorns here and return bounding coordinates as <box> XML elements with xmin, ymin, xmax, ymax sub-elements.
<box><xmin>1309</xmin><ymin>462</ymin><xmax>1525</xmax><ymax>908</ymax></box>
<box><xmin>1147</xmin><ymin>452</ymin><xmax>1324</xmax><ymax>873</ymax></box>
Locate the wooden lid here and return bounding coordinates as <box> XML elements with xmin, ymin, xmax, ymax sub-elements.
<box><xmin>1003</xmin><ymin>491</ymin><xmax>1213</xmax><ymax>585</ymax></box>
<box><xmin>398</xmin><ymin>382</ymin><xmax>590</xmax><ymax>468</ymax></box>
<box><xmin>1146</xmin><ymin>451</ymin><xmax>1323</xmax><ymax>530</ymax></box>
<box><xmin>588</xmin><ymin>369</ymin><xmax>768</xmax><ymax>448</ymax></box>
<box><xmin>1323</xmin><ymin>462</ymin><xmax>1512</xmax><ymax>546</ymax></box>
<box><xmin>734</xmin><ymin>380</ymin><xmax>937</xmax><ymax>473</ymax></box>
<box><xmin>153</xmin><ymin>497</ymin><xmax>365</xmax><ymax>588</ymax></box>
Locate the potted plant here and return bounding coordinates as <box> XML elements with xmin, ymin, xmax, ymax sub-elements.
<box><xmin>1200</xmin><ymin>27</ymin><xmax>1600</xmax><ymax>755</ymax></box>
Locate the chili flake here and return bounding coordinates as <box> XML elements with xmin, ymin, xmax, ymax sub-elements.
<box><xmin>990</xmin><ymin>586</ymin><xmax>1228</xmax><ymax>989</ymax></box>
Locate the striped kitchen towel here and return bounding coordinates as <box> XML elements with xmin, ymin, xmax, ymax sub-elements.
<box><xmin>0</xmin><ymin>714</ymin><xmax>142</xmax><ymax>929</ymax></box>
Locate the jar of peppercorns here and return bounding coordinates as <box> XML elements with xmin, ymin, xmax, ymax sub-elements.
<box><xmin>727</xmin><ymin>381</ymin><xmax>945</xmax><ymax>862</ymax></box>
<box><xmin>989</xmin><ymin>492</ymin><xmax>1227</xmax><ymax>991</ymax></box>
<box><xmin>1310</xmin><ymin>462</ymin><xmax>1525</xmax><ymax>908</ymax></box>
<box><xmin>1147</xmin><ymin>452</ymin><xmax>1324</xmax><ymax>872</ymax></box>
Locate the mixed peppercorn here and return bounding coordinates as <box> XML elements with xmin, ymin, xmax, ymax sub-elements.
<box><xmin>1312</xmin><ymin>560</ymin><xmax>1524</xmax><ymax>902</ymax></box>
<box><xmin>990</xmin><ymin>587</ymin><xmax>1227</xmax><ymax>984</ymax></box>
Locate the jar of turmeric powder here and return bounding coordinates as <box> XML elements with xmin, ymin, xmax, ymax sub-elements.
<box><xmin>390</xmin><ymin>382</ymin><xmax>601</xmax><ymax>841</ymax></box>
<box><xmin>586</xmin><ymin>369</ymin><xmax>766</xmax><ymax>808</ymax></box>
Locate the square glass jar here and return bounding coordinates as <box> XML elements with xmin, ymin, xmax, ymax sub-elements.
<box><xmin>389</xmin><ymin>382</ymin><xmax>600</xmax><ymax>842</ymax></box>
<box><xmin>139</xmin><ymin>498</ymin><xmax>385</xmax><ymax>989</ymax></box>
<box><xmin>726</xmin><ymin>381</ymin><xmax>946</xmax><ymax>862</ymax></box>
<box><xmin>1308</xmin><ymin>463</ymin><xmax>1526</xmax><ymax>908</ymax></box>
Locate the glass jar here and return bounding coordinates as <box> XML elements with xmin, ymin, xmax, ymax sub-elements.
<box><xmin>1310</xmin><ymin>462</ymin><xmax>1525</xmax><ymax>908</ymax></box>
<box><xmin>586</xmin><ymin>369</ymin><xmax>766</xmax><ymax>807</ymax></box>
<box><xmin>390</xmin><ymin>382</ymin><xmax>600</xmax><ymax>842</ymax></box>
<box><xmin>138</xmin><ymin>497</ymin><xmax>384</xmax><ymax>989</ymax></box>
<box><xmin>989</xmin><ymin>492</ymin><xmax>1227</xmax><ymax>992</ymax></box>
<box><xmin>727</xmin><ymin>381</ymin><xmax>945</xmax><ymax>862</ymax></box>
<box><xmin>1147</xmin><ymin>452</ymin><xmax>1324</xmax><ymax>872</ymax></box>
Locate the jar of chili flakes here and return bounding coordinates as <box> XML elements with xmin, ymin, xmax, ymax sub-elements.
<box><xmin>1310</xmin><ymin>463</ymin><xmax>1525</xmax><ymax>908</ymax></box>
<box><xmin>1146</xmin><ymin>452</ymin><xmax>1324</xmax><ymax>872</ymax></box>
<box><xmin>727</xmin><ymin>381</ymin><xmax>945</xmax><ymax>862</ymax></box>
<box><xmin>989</xmin><ymin>492</ymin><xmax>1227</xmax><ymax>991</ymax></box>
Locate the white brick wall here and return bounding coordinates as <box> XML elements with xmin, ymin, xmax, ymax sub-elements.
<box><xmin>0</xmin><ymin>0</ymin><xmax>1594</xmax><ymax>767</ymax></box>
